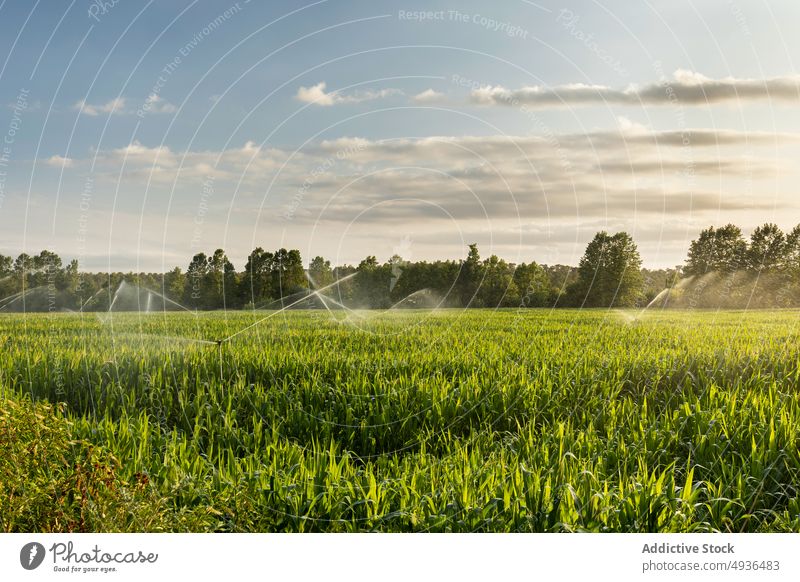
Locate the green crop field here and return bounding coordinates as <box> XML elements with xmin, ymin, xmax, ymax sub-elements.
<box><xmin>1</xmin><ymin>309</ymin><xmax>799</xmax><ymax>532</ymax></box>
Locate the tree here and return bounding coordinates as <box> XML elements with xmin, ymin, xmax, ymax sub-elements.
<box><xmin>241</xmin><ymin>247</ymin><xmax>273</xmax><ymax>306</ymax></box>
<box><xmin>33</xmin><ymin>250</ymin><xmax>62</xmax><ymax>272</ymax></box>
<box><xmin>355</xmin><ymin>256</ymin><xmax>391</xmax><ymax>308</ymax></box>
<box><xmin>425</xmin><ymin>260</ymin><xmax>461</xmax><ymax>305</ymax></box>
<box><xmin>713</xmin><ymin>224</ymin><xmax>748</xmax><ymax>272</ymax></box>
<box><xmin>457</xmin><ymin>244</ymin><xmax>483</xmax><ymax>307</ymax></box>
<box><xmin>685</xmin><ymin>227</ymin><xmax>715</xmax><ymax>275</ymax></box>
<box><xmin>308</xmin><ymin>256</ymin><xmax>334</xmax><ymax>288</ymax></box>
<box><xmin>271</xmin><ymin>248</ymin><xmax>306</xmax><ymax>301</ymax></box>
<box><xmin>13</xmin><ymin>253</ymin><xmax>33</xmax><ymax>289</ymax></box>
<box><xmin>387</xmin><ymin>254</ymin><xmax>406</xmax><ymax>293</ymax></box>
<box><xmin>184</xmin><ymin>252</ymin><xmax>209</xmax><ymax>309</ymax></box>
<box><xmin>223</xmin><ymin>257</ymin><xmax>239</xmax><ymax>308</ymax></box>
<box><xmin>514</xmin><ymin>262</ymin><xmax>552</xmax><ymax>307</ymax></box>
<box><xmin>0</xmin><ymin>254</ymin><xmax>14</xmax><ymax>300</ymax></box>
<box><xmin>747</xmin><ymin>223</ymin><xmax>786</xmax><ymax>272</ymax></box>
<box><xmin>785</xmin><ymin>224</ymin><xmax>800</xmax><ymax>273</ymax></box>
<box><xmin>685</xmin><ymin>224</ymin><xmax>747</xmax><ymax>275</ymax></box>
<box><xmin>163</xmin><ymin>267</ymin><xmax>185</xmax><ymax>303</ymax></box>
<box><xmin>331</xmin><ymin>264</ymin><xmax>356</xmax><ymax>304</ymax></box>
<box><xmin>569</xmin><ymin>231</ymin><xmax>644</xmax><ymax>307</ymax></box>
<box><xmin>205</xmin><ymin>249</ymin><xmax>237</xmax><ymax>309</ymax></box>
<box><xmin>19</xmin><ymin>250</ymin><xmax>65</xmax><ymax>291</ymax></box>
<box><xmin>63</xmin><ymin>260</ymin><xmax>81</xmax><ymax>308</ymax></box>
<box><xmin>0</xmin><ymin>254</ymin><xmax>11</xmax><ymax>277</ymax></box>
<box><xmin>478</xmin><ymin>255</ymin><xmax>516</xmax><ymax>307</ymax></box>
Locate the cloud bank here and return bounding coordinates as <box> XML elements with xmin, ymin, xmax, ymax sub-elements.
<box><xmin>27</xmin><ymin>123</ymin><xmax>795</xmax><ymax>269</ymax></box>
<box><xmin>471</xmin><ymin>70</ymin><xmax>800</xmax><ymax>108</ymax></box>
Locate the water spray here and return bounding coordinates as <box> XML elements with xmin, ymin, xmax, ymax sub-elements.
<box><xmin>192</xmin><ymin>273</ymin><xmax>358</xmax><ymax>384</ymax></box>
<box><xmin>216</xmin><ymin>272</ymin><xmax>358</xmax><ymax>344</ymax></box>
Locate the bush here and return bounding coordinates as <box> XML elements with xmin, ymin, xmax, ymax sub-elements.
<box><xmin>0</xmin><ymin>393</ymin><xmax>171</xmax><ymax>532</ymax></box>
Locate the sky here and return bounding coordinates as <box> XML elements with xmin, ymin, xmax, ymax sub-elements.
<box><xmin>0</xmin><ymin>0</ymin><xmax>799</xmax><ymax>271</ymax></box>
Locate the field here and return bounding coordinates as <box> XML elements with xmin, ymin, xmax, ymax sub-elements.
<box><xmin>1</xmin><ymin>308</ymin><xmax>799</xmax><ymax>532</ymax></box>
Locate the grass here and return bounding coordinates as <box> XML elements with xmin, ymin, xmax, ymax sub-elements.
<box><xmin>0</xmin><ymin>308</ymin><xmax>799</xmax><ymax>532</ymax></box>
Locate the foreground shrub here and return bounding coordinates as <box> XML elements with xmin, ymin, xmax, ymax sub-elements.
<box><xmin>0</xmin><ymin>393</ymin><xmax>170</xmax><ymax>532</ymax></box>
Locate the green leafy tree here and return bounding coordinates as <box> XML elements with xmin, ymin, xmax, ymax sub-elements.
<box><xmin>206</xmin><ymin>249</ymin><xmax>238</xmax><ymax>309</ymax></box>
<box><xmin>478</xmin><ymin>255</ymin><xmax>517</xmax><ymax>307</ymax></box>
<box><xmin>0</xmin><ymin>254</ymin><xmax>11</xmax><ymax>277</ymax></box>
<box><xmin>713</xmin><ymin>224</ymin><xmax>748</xmax><ymax>272</ymax></box>
<box><xmin>331</xmin><ymin>264</ymin><xmax>356</xmax><ymax>303</ymax></box>
<box><xmin>747</xmin><ymin>223</ymin><xmax>786</xmax><ymax>272</ymax></box>
<box><xmin>0</xmin><ymin>254</ymin><xmax>14</xmax><ymax>300</ymax></box>
<box><xmin>308</xmin><ymin>256</ymin><xmax>334</xmax><ymax>288</ymax></box>
<box><xmin>271</xmin><ymin>248</ymin><xmax>306</xmax><ymax>301</ymax></box>
<box><xmin>184</xmin><ymin>252</ymin><xmax>209</xmax><ymax>309</ymax></box>
<box><xmin>12</xmin><ymin>253</ymin><xmax>33</xmax><ymax>273</ymax></box>
<box><xmin>163</xmin><ymin>267</ymin><xmax>185</xmax><ymax>303</ymax></box>
<box><xmin>13</xmin><ymin>253</ymin><xmax>33</xmax><ymax>291</ymax></box>
<box><xmin>63</xmin><ymin>260</ymin><xmax>81</xmax><ymax>309</ymax></box>
<box><xmin>685</xmin><ymin>227</ymin><xmax>716</xmax><ymax>275</ymax></box>
<box><xmin>685</xmin><ymin>224</ymin><xmax>747</xmax><ymax>275</ymax></box>
<box><xmin>223</xmin><ymin>258</ymin><xmax>239</xmax><ymax>308</ymax></box>
<box><xmin>355</xmin><ymin>256</ymin><xmax>391</xmax><ymax>308</ymax></box>
<box><xmin>570</xmin><ymin>231</ymin><xmax>644</xmax><ymax>307</ymax></box>
<box><xmin>785</xmin><ymin>224</ymin><xmax>800</xmax><ymax>273</ymax></box>
<box><xmin>457</xmin><ymin>244</ymin><xmax>484</xmax><ymax>307</ymax></box>
<box><xmin>241</xmin><ymin>247</ymin><xmax>273</xmax><ymax>307</ymax></box>
<box><xmin>514</xmin><ymin>262</ymin><xmax>552</xmax><ymax>307</ymax></box>
<box><xmin>387</xmin><ymin>254</ymin><xmax>406</xmax><ymax>294</ymax></box>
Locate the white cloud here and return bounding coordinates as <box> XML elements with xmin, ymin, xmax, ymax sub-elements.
<box><xmin>45</xmin><ymin>155</ymin><xmax>74</xmax><ymax>168</ymax></box>
<box><xmin>112</xmin><ymin>140</ymin><xmax>175</xmax><ymax>162</ymax></box>
<box><xmin>616</xmin><ymin>116</ymin><xmax>649</xmax><ymax>134</ymax></box>
<box><xmin>142</xmin><ymin>94</ymin><xmax>177</xmax><ymax>114</ymax></box>
<box><xmin>74</xmin><ymin>97</ymin><xmax>127</xmax><ymax>116</ymax></box>
<box><xmin>471</xmin><ymin>70</ymin><xmax>800</xmax><ymax>108</ymax></box>
<box><xmin>295</xmin><ymin>81</ymin><xmax>402</xmax><ymax>106</ymax></box>
<box><xmin>412</xmin><ymin>89</ymin><xmax>447</xmax><ymax>104</ymax></box>
<box><xmin>296</xmin><ymin>82</ymin><xmax>335</xmax><ymax>106</ymax></box>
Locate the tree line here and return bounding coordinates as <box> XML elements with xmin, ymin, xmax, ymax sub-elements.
<box><xmin>685</xmin><ymin>223</ymin><xmax>800</xmax><ymax>275</ymax></box>
<box><xmin>3</xmin><ymin>224</ymin><xmax>796</xmax><ymax>312</ymax></box>
<box><xmin>673</xmin><ymin>223</ymin><xmax>800</xmax><ymax>309</ymax></box>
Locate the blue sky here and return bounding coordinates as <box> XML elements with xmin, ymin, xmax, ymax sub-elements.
<box><xmin>1</xmin><ymin>0</ymin><xmax>799</xmax><ymax>270</ymax></box>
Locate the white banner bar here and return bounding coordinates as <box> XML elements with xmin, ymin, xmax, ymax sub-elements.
<box><xmin>1</xmin><ymin>533</ymin><xmax>798</xmax><ymax>581</ymax></box>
